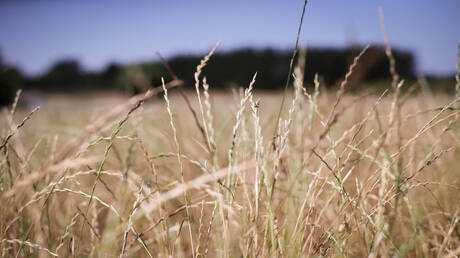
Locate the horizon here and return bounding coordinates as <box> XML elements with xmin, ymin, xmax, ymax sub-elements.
<box><xmin>1</xmin><ymin>0</ymin><xmax>459</xmax><ymax>77</ymax></box>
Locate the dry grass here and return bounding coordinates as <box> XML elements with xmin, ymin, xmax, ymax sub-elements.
<box><xmin>1</xmin><ymin>6</ymin><xmax>460</xmax><ymax>255</ymax></box>
<box><xmin>1</xmin><ymin>65</ymin><xmax>460</xmax><ymax>257</ymax></box>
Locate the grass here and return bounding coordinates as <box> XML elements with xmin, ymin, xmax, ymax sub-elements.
<box><xmin>1</xmin><ymin>70</ymin><xmax>460</xmax><ymax>257</ymax></box>
<box><xmin>1</xmin><ymin>4</ymin><xmax>460</xmax><ymax>258</ymax></box>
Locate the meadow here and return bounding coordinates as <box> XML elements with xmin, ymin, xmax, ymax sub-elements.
<box><xmin>1</xmin><ymin>42</ymin><xmax>460</xmax><ymax>257</ymax></box>
<box><xmin>1</xmin><ymin>2</ymin><xmax>460</xmax><ymax>255</ymax></box>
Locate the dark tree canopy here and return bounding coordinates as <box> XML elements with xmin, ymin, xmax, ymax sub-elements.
<box><xmin>0</xmin><ymin>67</ymin><xmax>22</xmax><ymax>106</ymax></box>
<box><xmin>164</xmin><ymin>46</ymin><xmax>415</xmax><ymax>90</ymax></box>
<box><xmin>0</xmin><ymin>45</ymin><xmax>440</xmax><ymax>106</ymax></box>
<box><xmin>34</xmin><ymin>59</ymin><xmax>83</xmax><ymax>90</ymax></box>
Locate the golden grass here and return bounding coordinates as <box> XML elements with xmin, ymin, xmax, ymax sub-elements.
<box><xmin>1</xmin><ymin>72</ymin><xmax>460</xmax><ymax>257</ymax></box>
<box><xmin>1</xmin><ymin>5</ymin><xmax>460</xmax><ymax>255</ymax></box>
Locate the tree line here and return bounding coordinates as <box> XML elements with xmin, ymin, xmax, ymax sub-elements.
<box><xmin>0</xmin><ymin>45</ymin><xmax>427</xmax><ymax>105</ymax></box>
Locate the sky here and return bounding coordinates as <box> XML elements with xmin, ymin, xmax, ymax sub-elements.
<box><xmin>0</xmin><ymin>0</ymin><xmax>459</xmax><ymax>76</ymax></box>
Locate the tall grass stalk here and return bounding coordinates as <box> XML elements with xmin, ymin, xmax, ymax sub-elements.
<box><xmin>272</xmin><ymin>0</ymin><xmax>308</xmax><ymax>145</ymax></box>
<box><xmin>75</xmin><ymin>89</ymin><xmax>154</xmax><ymax>257</ymax></box>
<box><xmin>162</xmin><ymin>78</ymin><xmax>195</xmax><ymax>257</ymax></box>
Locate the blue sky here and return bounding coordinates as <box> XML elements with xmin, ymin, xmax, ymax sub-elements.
<box><xmin>0</xmin><ymin>0</ymin><xmax>459</xmax><ymax>76</ymax></box>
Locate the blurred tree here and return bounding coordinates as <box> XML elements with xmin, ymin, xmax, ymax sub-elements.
<box><xmin>100</xmin><ymin>62</ymin><xmax>122</xmax><ymax>88</ymax></box>
<box><xmin>0</xmin><ymin>52</ymin><xmax>23</xmax><ymax>106</ymax></box>
<box><xmin>165</xmin><ymin>46</ymin><xmax>415</xmax><ymax>90</ymax></box>
<box><xmin>0</xmin><ymin>68</ymin><xmax>23</xmax><ymax>106</ymax></box>
<box><xmin>37</xmin><ymin>59</ymin><xmax>83</xmax><ymax>90</ymax></box>
<box><xmin>5</xmin><ymin>46</ymin><xmax>419</xmax><ymax>97</ymax></box>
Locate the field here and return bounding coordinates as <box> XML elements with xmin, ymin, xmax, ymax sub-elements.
<box><xmin>2</xmin><ymin>0</ymin><xmax>460</xmax><ymax>256</ymax></box>
<box><xmin>1</xmin><ymin>31</ymin><xmax>460</xmax><ymax>257</ymax></box>
<box><xmin>1</xmin><ymin>48</ymin><xmax>460</xmax><ymax>258</ymax></box>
